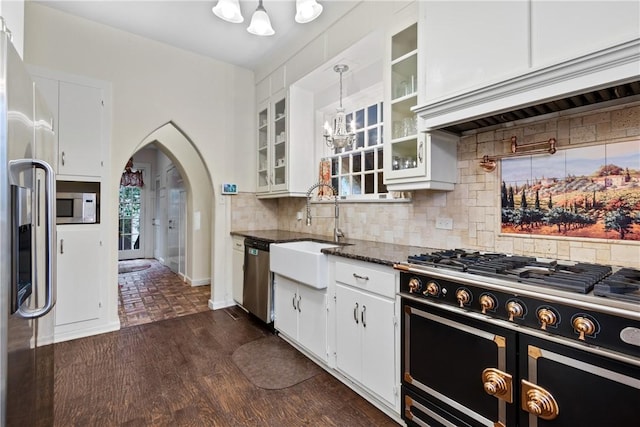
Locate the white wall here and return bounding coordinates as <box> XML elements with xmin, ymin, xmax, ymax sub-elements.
<box><xmin>0</xmin><ymin>0</ymin><xmax>24</xmax><ymax>57</ymax></box>
<box><xmin>24</xmin><ymin>3</ymin><xmax>255</xmax><ymax>316</ymax></box>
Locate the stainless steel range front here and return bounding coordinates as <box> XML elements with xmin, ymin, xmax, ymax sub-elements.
<box><xmin>396</xmin><ymin>249</ymin><xmax>640</xmax><ymax>427</ymax></box>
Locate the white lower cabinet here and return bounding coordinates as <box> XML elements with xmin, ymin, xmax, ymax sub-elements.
<box><xmin>335</xmin><ymin>284</ymin><xmax>396</xmax><ymax>406</ymax></box>
<box><xmin>332</xmin><ymin>258</ymin><xmax>399</xmax><ymax>411</ymax></box>
<box><xmin>55</xmin><ymin>225</ymin><xmax>101</xmax><ymax>326</ymax></box>
<box><xmin>273</xmin><ymin>274</ymin><xmax>327</xmax><ymax>362</ymax></box>
<box><xmin>231</xmin><ymin>236</ymin><xmax>244</xmax><ymax>304</ymax></box>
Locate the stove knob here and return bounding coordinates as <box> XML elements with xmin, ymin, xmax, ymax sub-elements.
<box><xmin>408</xmin><ymin>277</ymin><xmax>423</xmax><ymax>294</ymax></box>
<box><xmin>537</xmin><ymin>308</ymin><xmax>557</xmax><ymax>331</ymax></box>
<box><xmin>479</xmin><ymin>294</ymin><xmax>496</xmax><ymax>314</ymax></box>
<box><xmin>424</xmin><ymin>281</ymin><xmax>440</xmax><ymax>297</ymax></box>
<box><xmin>572</xmin><ymin>316</ymin><xmax>596</xmax><ymax>341</ymax></box>
<box><xmin>507</xmin><ymin>301</ymin><xmax>524</xmax><ymax>322</ymax></box>
<box><xmin>456</xmin><ymin>289</ymin><xmax>471</xmax><ymax>307</ymax></box>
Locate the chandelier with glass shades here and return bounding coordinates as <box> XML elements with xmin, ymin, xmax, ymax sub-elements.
<box><xmin>323</xmin><ymin>64</ymin><xmax>356</xmax><ymax>150</ymax></box>
<box><xmin>212</xmin><ymin>0</ymin><xmax>323</xmax><ymax>36</ymax></box>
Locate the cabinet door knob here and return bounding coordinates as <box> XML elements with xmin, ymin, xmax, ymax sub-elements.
<box><xmin>292</xmin><ymin>294</ymin><xmax>296</xmax><ymax>310</ymax></box>
<box><xmin>61</xmin><ymin>151</ymin><xmax>65</xmax><ymax>166</ymax></box>
<box><xmin>297</xmin><ymin>295</ymin><xmax>301</xmax><ymax>312</ymax></box>
<box><xmin>353</xmin><ymin>273</ymin><xmax>369</xmax><ymax>281</ymax></box>
<box><xmin>60</xmin><ymin>238</ymin><xmax>64</xmax><ymax>254</ymax></box>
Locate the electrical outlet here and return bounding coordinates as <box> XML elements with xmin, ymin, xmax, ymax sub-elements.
<box><xmin>296</xmin><ymin>211</ymin><xmax>303</xmax><ymax>221</ymax></box>
<box><xmin>435</xmin><ymin>217</ymin><xmax>453</xmax><ymax>230</ymax></box>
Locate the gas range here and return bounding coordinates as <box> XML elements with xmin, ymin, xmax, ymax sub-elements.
<box><xmin>397</xmin><ymin>249</ymin><xmax>640</xmax><ymax>360</ymax></box>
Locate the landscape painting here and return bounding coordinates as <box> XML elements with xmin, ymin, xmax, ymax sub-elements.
<box><xmin>500</xmin><ymin>139</ymin><xmax>640</xmax><ymax>240</ymax></box>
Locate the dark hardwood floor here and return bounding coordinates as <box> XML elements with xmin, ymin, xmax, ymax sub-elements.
<box><xmin>52</xmin><ymin>307</ymin><xmax>398</xmax><ymax>426</ymax></box>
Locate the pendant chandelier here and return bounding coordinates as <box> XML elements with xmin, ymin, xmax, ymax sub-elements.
<box><xmin>323</xmin><ymin>64</ymin><xmax>355</xmax><ymax>150</ymax></box>
<box><xmin>212</xmin><ymin>0</ymin><xmax>323</xmax><ymax>36</ymax></box>
<box><xmin>120</xmin><ymin>158</ymin><xmax>144</xmax><ymax>188</ymax></box>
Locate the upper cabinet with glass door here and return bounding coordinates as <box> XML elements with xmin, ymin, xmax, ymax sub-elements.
<box><xmin>256</xmin><ymin>85</ymin><xmax>316</xmax><ymax>198</ymax></box>
<box><xmin>383</xmin><ymin>17</ymin><xmax>457</xmax><ymax>191</ymax></box>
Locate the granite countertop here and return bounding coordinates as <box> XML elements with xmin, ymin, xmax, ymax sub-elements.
<box><xmin>231</xmin><ymin>229</ymin><xmax>428</xmax><ymax>266</ymax></box>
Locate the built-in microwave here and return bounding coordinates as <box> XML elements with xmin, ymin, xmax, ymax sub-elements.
<box><xmin>56</xmin><ymin>192</ymin><xmax>97</xmax><ymax>224</ymax></box>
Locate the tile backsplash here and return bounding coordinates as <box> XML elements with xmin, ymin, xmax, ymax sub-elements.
<box><xmin>231</xmin><ymin>102</ymin><xmax>640</xmax><ymax>268</ymax></box>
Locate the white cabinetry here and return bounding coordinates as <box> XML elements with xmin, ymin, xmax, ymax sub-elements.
<box><xmin>383</xmin><ymin>16</ymin><xmax>457</xmax><ymax>191</ymax></box>
<box><xmin>255</xmin><ymin>83</ymin><xmax>315</xmax><ymax>198</ymax></box>
<box><xmin>332</xmin><ymin>258</ymin><xmax>398</xmax><ymax>409</ymax></box>
<box><xmin>30</xmin><ymin>72</ymin><xmax>107</xmax><ymax>180</ymax></box>
<box><xmin>55</xmin><ymin>225</ymin><xmax>101</xmax><ymax>326</ymax></box>
<box><xmin>415</xmin><ymin>1</ymin><xmax>640</xmax><ymax>130</ymax></box>
<box><xmin>232</xmin><ymin>235</ymin><xmax>244</xmax><ymax>304</ymax></box>
<box><xmin>274</xmin><ymin>274</ymin><xmax>328</xmax><ymax>362</ymax></box>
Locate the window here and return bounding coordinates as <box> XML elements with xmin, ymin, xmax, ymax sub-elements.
<box><xmin>330</xmin><ymin>101</ymin><xmax>387</xmax><ymax>198</ymax></box>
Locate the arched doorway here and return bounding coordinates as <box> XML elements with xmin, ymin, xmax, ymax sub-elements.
<box><xmin>116</xmin><ymin>122</ymin><xmax>214</xmax><ymax>326</ymax></box>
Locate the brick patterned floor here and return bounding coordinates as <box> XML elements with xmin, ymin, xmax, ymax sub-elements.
<box><xmin>117</xmin><ymin>259</ymin><xmax>211</xmax><ymax>328</ymax></box>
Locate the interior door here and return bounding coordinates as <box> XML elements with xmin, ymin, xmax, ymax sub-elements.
<box><xmin>166</xmin><ymin>166</ymin><xmax>184</xmax><ymax>274</ymax></box>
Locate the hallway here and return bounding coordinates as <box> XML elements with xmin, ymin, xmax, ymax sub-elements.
<box><xmin>118</xmin><ymin>259</ymin><xmax>211</xmax><ymax>328</ymax></box>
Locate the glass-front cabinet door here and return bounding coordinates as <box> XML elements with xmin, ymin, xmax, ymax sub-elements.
<box><xmin>385</xmin><ymin>22</ymin><xmax>422</xmax><ymax>180</ymax></box>
<box><xmin>383</xmin><ymin>16</ymin><xmax>457</xmax><ymax>191</ymax></box>
<box><xmin>257</xmin><ymin>101</ymin><xmax>270</xmax><ymax>192</ymax></box>
<box><xmin>256</xmin><ymin>92</ymin><xmax>288</xmax><ymax>194</ymax></box>
<box><xmin>271</xmin><ymin>95</ymin><xmax>287</xmax><ymax>192</ymax></box>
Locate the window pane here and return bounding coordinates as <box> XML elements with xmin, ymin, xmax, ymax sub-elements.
<box><xmin>356</xmin><ymin>131</ymin><xmax>365</xmax><ymax>149</ymax></box>
<box><xmin>340</xmin><ymin>176</ymin><xmax>351</xmax><ymax>196</ymax></box>
<box><xmin>364</xmin><ymin>173</ymin><xmax>374</xmax><ymax>194</ymax></box>
<box><xmin>332</xmin><ymin>177</ymin><xmax>339</xmax><ymax>194</ymax></box>
<box><xmin>353</xmin><ymin>153</ymin><xmax>362</xmax><ymax>173</ymax></box>
<box><xmin>378</xmin><ymin>172</ymin><xmax>387</xmax><ymax>193</ymax></box>
<box><xmin>377</xmin><ymin>148</ymin><xmax>384</xmax><ymax>169</ymax></box>
<box><xmin>380</xmin><ymin>102</ymin><xmax>383</xmax><ymax>122</ymax></box>
<box><xmin>364</xmin><ymin>151</ymin><xmax>375</xmax><ymax>171</ymax></box>
<box><xmin>341</xmin><ymin>156</ymin><xmax>349</xmax><ymax>174</ymax></box>
<box><xmin>367</xmin><ymin>104</ymin><xmax>378</xmax><ymax>125</ymax></box>
<box><xmin>352</xmin><ymin>175</ymin><xmax>362</xmax><ymax>195</ymax></box>
<box><xmin>332</xmin><ymin>157</ymin><xmax>339</xmax><ymax>175</ymax></box>
<box><xmin>355</xmin><ymin>109</ymin><xmax>364</xmax><ymax>129</ymax></box>
<box><xmin>367</xmin><ymin>128</ymin><xmax>379</xmax><ymax>146</ymax></box>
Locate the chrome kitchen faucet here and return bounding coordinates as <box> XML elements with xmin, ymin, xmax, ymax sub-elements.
<box><xmin>305</xmin><ymin>182</ymin><xmax>344</xmax><ymax>242</ymax></box>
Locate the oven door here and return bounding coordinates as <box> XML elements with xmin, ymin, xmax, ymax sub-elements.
<box><xmin>519</xmin><ymin>334</ymin><xmax>640</xmax><ymax>426</ymax></box>
<box><xmin>402</xmin><ymin>298</ymin><xmax>518</xmax><ymax>427</ymax></box>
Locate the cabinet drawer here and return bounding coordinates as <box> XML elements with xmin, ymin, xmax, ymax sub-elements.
<box><xmin>335</xmin><ymin>260</ymin><xmax>396</xmax><ymax>299</ymax></box>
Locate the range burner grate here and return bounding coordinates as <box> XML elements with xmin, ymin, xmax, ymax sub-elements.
<box><xmin>467</xmin><ymin>258</ymin><xmax>612</xmax><ymax>293</ymax></box>
<box><xmin>594</xmin><ymin>268</ymin><xmax>640</xmax><ymax>302</ymax></box>
<box><xmin>407</xmin><ymin>249</ymin><xmax>505</xmax><ymax>272</ymax></box>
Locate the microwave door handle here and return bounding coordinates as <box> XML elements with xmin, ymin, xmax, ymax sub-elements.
<box><xmin>10</xmin><ymin>159</ymin><xmax>56</xmax><ymax>319</ymax></box>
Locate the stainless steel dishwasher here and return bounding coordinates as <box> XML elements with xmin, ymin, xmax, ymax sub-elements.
<box><xmin>242</xmin><ymin>238</ymin><xmax>273</xmax><ymax>323</ymax></box>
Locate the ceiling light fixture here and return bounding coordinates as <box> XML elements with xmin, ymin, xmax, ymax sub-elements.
<box><xmin>212</xmin><ymin>0</ymin><xmax>323</xmax><ymax>36</ymax></box>
<box><xmin>212</xmin><ymin>0</ymin><xmax>244</xmax><ymax>23</ymax></box>
<box><xmin>323</xmin><ymin>64</ymin><xmax>355</xmax><ymax>150</ymax></box>
<box><xmin>247</xmin><ymin>0</ymin><xmax>275</xmax><ymax>36</ymax></box>
<box><xmin>295</xmin><ymin>0</ymin><xmax>323</xmax><ymax>23</ymax></box>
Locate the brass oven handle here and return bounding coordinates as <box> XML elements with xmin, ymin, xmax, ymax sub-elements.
<box><xmin>521</xmin><ymin>379</ymin><xmax>559</xmax><ymax>420</ymax></box>
<box><xmin>479</xmin><ymin>294</ymin><xmax>496</xmax><ymax>314</ymax></box>
<box><xmin>537</xmin><ymin>308</ymin><xmax>557</xmax><ymax>331</ymax></box>
<box><xmin>482</xmin><ymin>368</ymin><xmax>513</xmax><ymax>403</ymax></box>
<box><xmin>572</xmin><ymin>316</ymin><xmax>596</xmax><ymax>341</ymax></box>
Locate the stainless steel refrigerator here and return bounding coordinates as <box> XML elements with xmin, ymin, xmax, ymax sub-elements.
<box><xmin>0</xmin><ymin>18</ymin><xmax>57</xmax><ymax>426</ymax></box>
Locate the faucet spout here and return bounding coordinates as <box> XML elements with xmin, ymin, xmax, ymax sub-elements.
<box><xmin>305</xmin><ymin>181</ymin><xmax>344</xmax><ymax>242</ymax></box>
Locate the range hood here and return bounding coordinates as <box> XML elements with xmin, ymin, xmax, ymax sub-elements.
<box><xmin>441</xmin><ymin>80</ymin><xmax>640</xmax><ymax>135</ymax></box>
<box><xmin>413</xmin><ymin>39</ymin><xmax>640</xmax><ymax>136</ymax></box>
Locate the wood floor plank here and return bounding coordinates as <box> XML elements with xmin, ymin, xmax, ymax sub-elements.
<box><xmin>52</xmin><ymin>309</ymin><xmax>398</xmax><ymax>426</ymax></box>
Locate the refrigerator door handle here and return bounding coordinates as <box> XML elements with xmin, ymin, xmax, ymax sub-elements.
<box><xmin>10</xmin><ymin>158</ymin><xmax>56</xmax><ymax>318</ymax></box>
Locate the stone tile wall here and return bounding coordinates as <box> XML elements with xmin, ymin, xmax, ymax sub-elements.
<box><xmin>232</xmin><ymin>102</ymin><xmax>640</xmax><ymax>268</ymax></box>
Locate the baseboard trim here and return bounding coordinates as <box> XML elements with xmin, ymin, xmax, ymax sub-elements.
<box><xmin>208</xmin><ymin>298</ymin><xmax>236</xmax><ymax>310</ymax></box>
<box><xmin>187</xmin><ymin>277</ymin><xmax>211</xmax><ymax>286</ymax></box>
<box><xmin>53</xmin><ymin>321</ymin><xmax>120</xmax><ymax>344</ymax></box>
